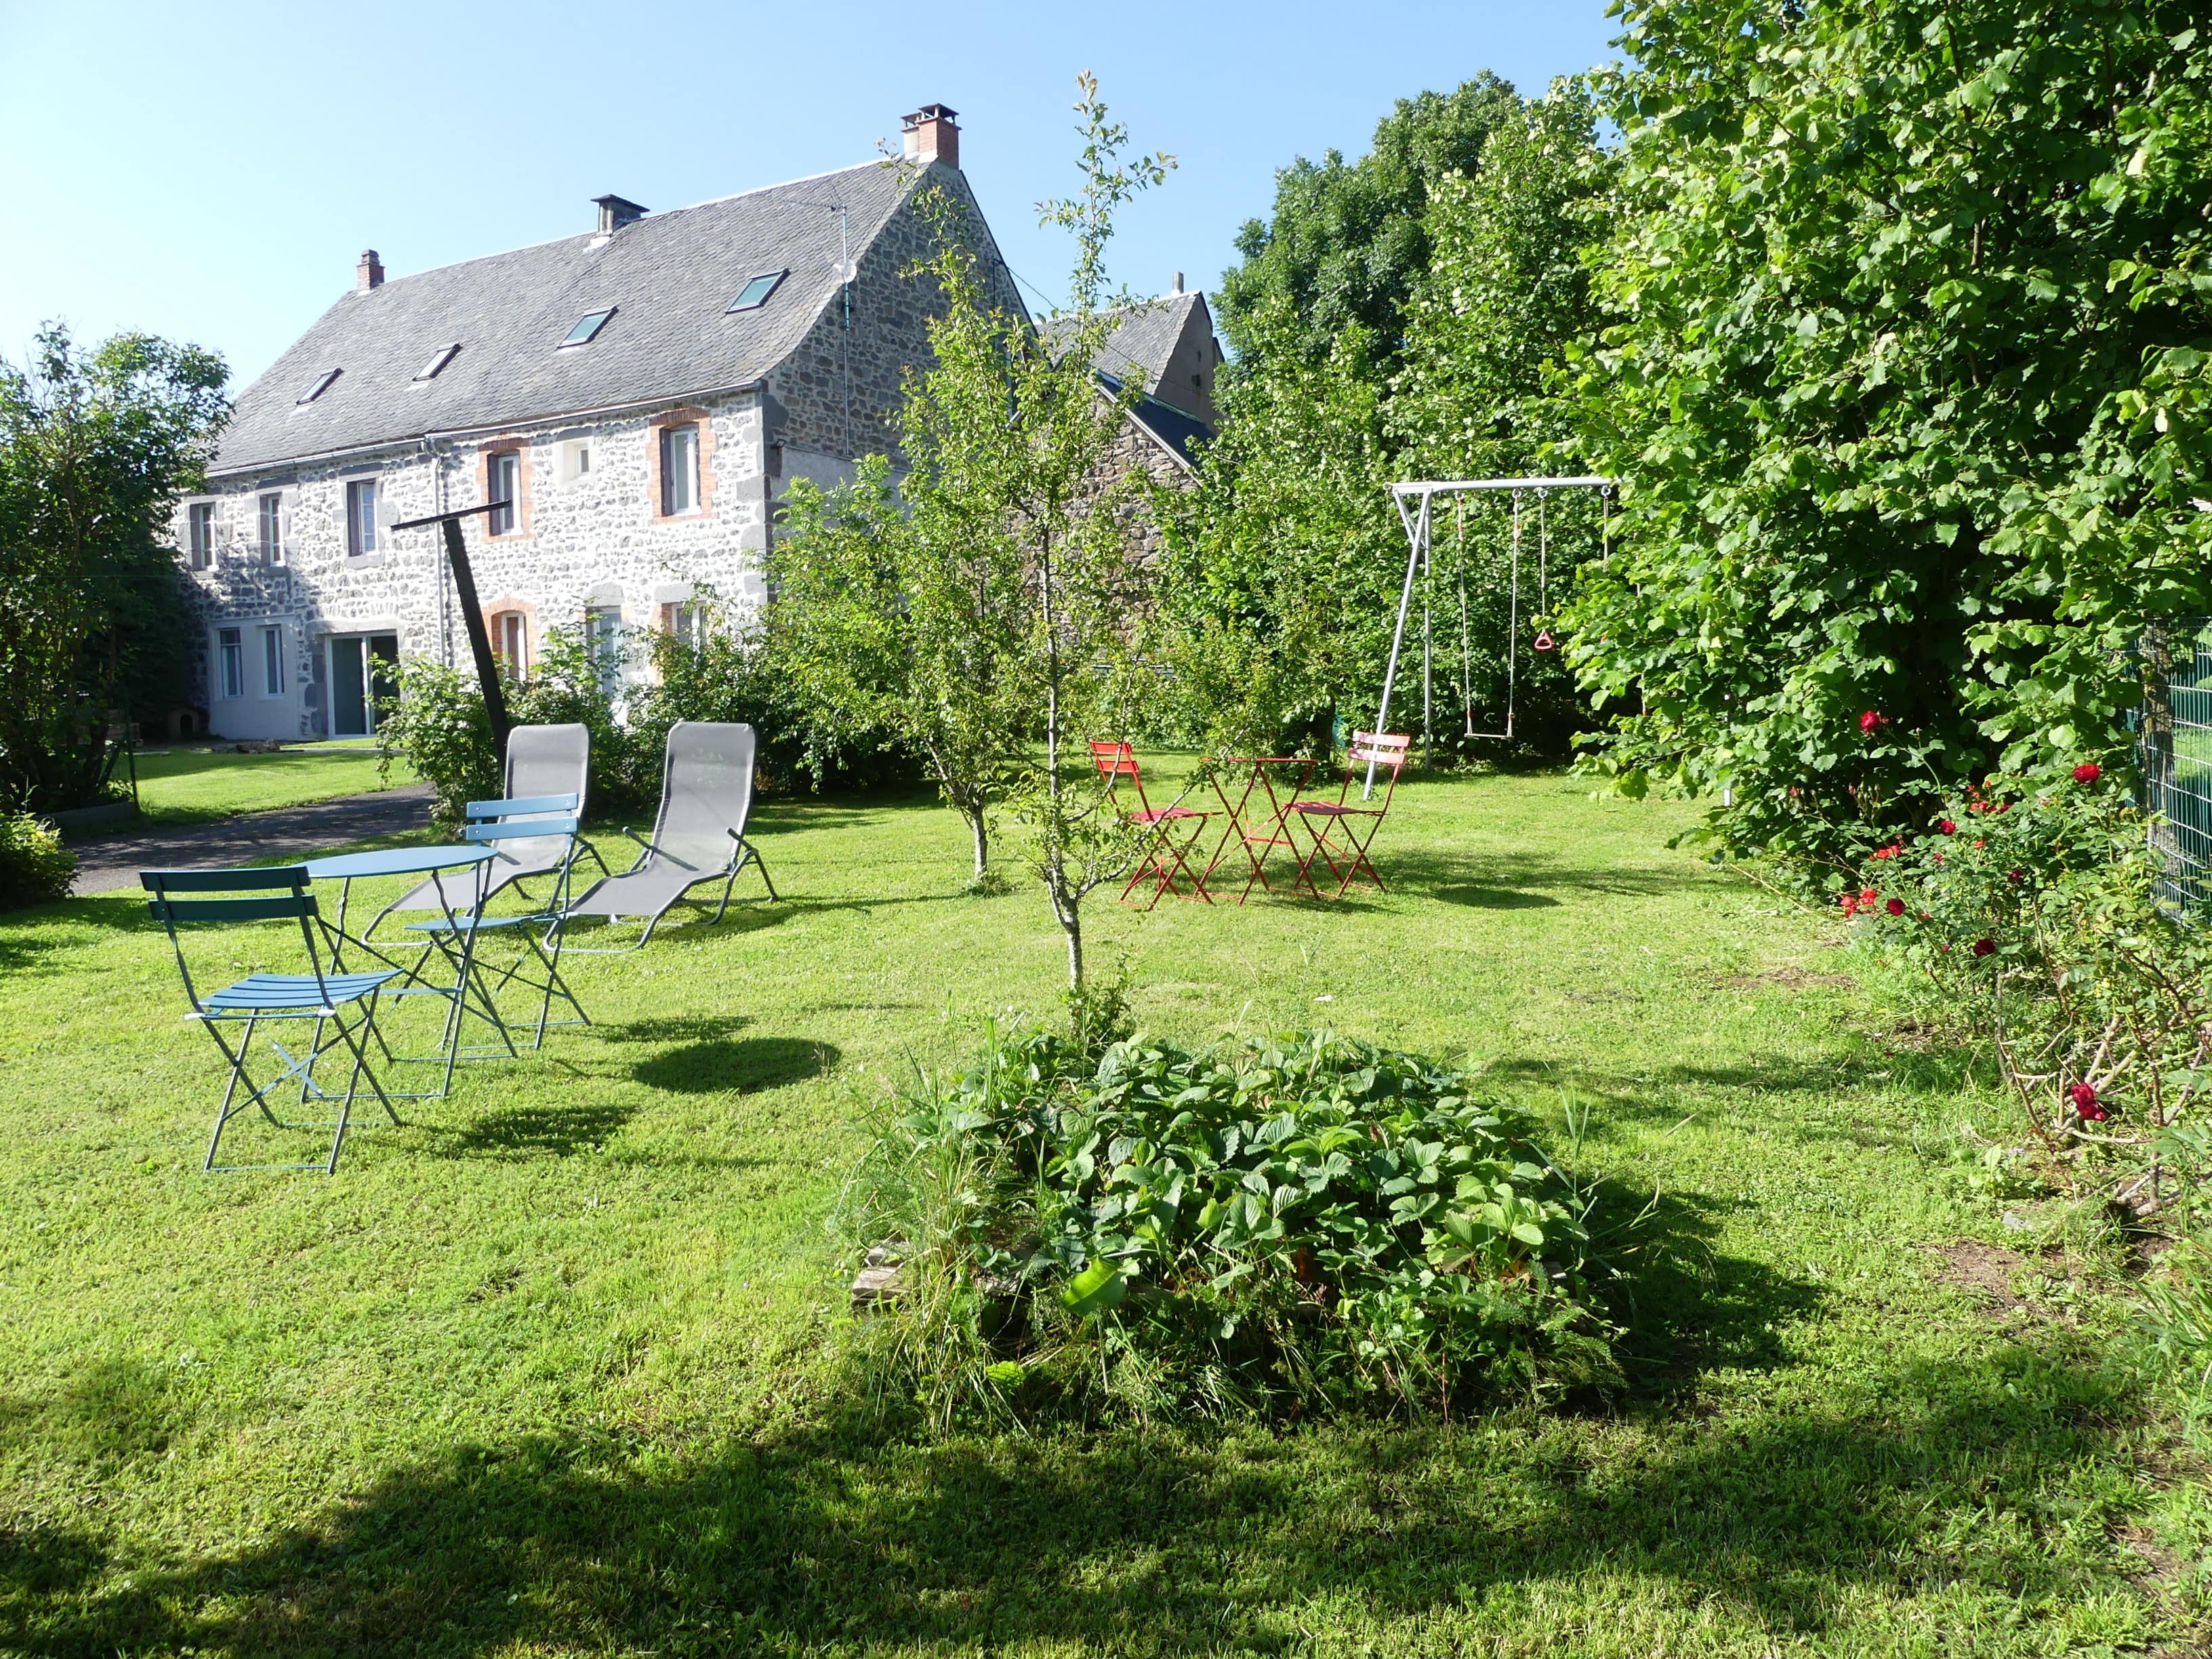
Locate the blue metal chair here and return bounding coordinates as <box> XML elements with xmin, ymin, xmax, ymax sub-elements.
<box><xmin>403</xmin><ymin>797</ymin><xmax>590</xmax><ymax>1051</ymax></box>
<box><xmin>142</xmin><ymin>866</ymin><xmax>401</xmax><ymax>1174</ymax></box>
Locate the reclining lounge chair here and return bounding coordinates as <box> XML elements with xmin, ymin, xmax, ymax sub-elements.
<box><xmin>562</xmin><ymin>722</ymin><xmax>778</xmax><ymax>950</ymax></box>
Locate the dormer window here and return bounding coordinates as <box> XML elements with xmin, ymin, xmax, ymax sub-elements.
<box><xmin>561</xmin><ymin>308</ymin><xmax>615</xmax><ymax>348</ymax></box>
<box><xmin>297</xmin><ymin>369</ymin><xmax>340</xmax><ymax>404</ymax></box>
<box><xmin>414</xmin><ymin>343</ymin><xmax>461</xmax><ymax>381</ymax></box>
<box><xmin>724</xmin><ymin>271</ymin><xmax>787</xmax><ymax>313</ymax></box>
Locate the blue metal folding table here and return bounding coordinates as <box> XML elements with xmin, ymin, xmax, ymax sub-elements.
<box><xmin>304</xmin><ymin>844</ymin><xmax>508</xmax><ymax>1094</ymax></box>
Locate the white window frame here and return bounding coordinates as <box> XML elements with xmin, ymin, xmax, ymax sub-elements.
<box><xmin>558</xmin><ymin>438</ymin><xmax>592</xmax><ymax>483</ymax></box>
<box><xmin>584</xmin><ymin>605</ymin><xmax>625</xmax><ymax>699</ymax></box>
<box><xmin>487</xmin><ymin>451</ymin><xmax>520</xmax><ymax>535</ymax></box>
<box><xmin>346</xmin><ymin>478</ymin><xmax>378</xmax><ymax>556</ymax></box>
<box><xmin>188</xmin><ymin>501</ymin><xmax>215</xmax><ymax>569</ymax></box>
<box><xmin>660</xmin><ymin>424</ymin><xmax>699</xmax><ymax>516</ymax></box>
<box><xmin>216</xmin><ymin>627</ymin><xmax>243</xmax><ymax>699</ymax></box>
<box><xmin>490</xmin><ymin>610</ymin><xmax>529</xmax><ymax>679</ymax></box>
<box><xmin>258</xmin><ymin>492</ymin><xmax>284</xmax><ymax>565</ymax></box>
<box><xmin>260</xmin><ymin>626</ymin><xmax>285</xmax><ymax>697</ymax></box>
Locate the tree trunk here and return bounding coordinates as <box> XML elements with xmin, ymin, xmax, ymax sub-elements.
<box><xmin>1062</xmin><ymin>899</ymin><xmax>1084</xmax><ymax>990</ymax></box>
<box><xmin>968</xmin><ymin>806</ymin><xmax>989</xmax><ymax>881</ymax></box>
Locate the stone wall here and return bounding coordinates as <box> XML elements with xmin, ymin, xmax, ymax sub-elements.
<box><xmin>177</xmin><ymin>392</ymin><xmax>768</xmax><ymax>739</ymax></box>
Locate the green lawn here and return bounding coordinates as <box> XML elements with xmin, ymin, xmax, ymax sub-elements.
<box><xmin>121</xmin><ymin>741</ymin><xmax>415</xmax><ymax>827</ymax></box>
<box><xmin>2</xmin><ymin>770</ymin><xmax>2205</xmax><ymax>1655</ymax></box>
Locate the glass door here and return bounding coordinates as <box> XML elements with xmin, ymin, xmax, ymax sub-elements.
<box><xmin>327</xmin><ymin>633</ymin><xmax>399</xmax><ymax>737</ymax></box>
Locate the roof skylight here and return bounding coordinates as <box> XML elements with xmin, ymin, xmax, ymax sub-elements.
<box><xmin>297</xmin><ymin>369</ymin><xmax>341</xmax><ymax>404</ymax></box>
<box><xmin>413</xmin><ymin>343</ymin><xmax>461</xmax><ymax>382</ymax></box>
<box><xmin>560</xmin><ymin>308</ymin><xmax>616</xmax><ymax>347</ymax></box>
<box><xmin>724</xmin><ymin>270</ymin><xmax>787</xmax><ymax>314</ymax></box>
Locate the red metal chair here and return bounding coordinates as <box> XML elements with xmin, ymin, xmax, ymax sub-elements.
<box><xmin>1092</xmin><ymin>742</ymin><xmax>1214</xmax><ymax>907</ymax></box>
<box><xmin>1284</xmin><ymin>732</ymin><xmax>1411</xmax><ymax>899</ymax></box>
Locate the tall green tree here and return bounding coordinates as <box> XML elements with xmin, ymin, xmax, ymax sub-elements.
<box><xmin>772</xmin><ymin>75</ymin><xmax>1170</xmax><ymax>993</ymax></box>
<box><xmin>1566</xmin><ymin>0</ymin><xmax>2212</xmax><ymax>874</ymax></box>
<box><xmin>1162</xmin><ymin>75</ymin><xmax>1605</xmax><ymax>756</ymax></box>
<box><xmin>1216</xmin><ymin>75</ymin><xmax>1523</xmax><ymax>375</ymax></box>
<box><xmin>0</xmin><ymin>325</ymin><xmax>228</xmax><ymax>813</ymax></box>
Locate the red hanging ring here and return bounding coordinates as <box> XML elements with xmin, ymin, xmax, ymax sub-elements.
<box><xmin>1534</xmin><ymin>628</ymin><xmax>1556</xmax><ymax>653</ymax></box>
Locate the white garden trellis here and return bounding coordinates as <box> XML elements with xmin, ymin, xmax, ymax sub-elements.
<box><xmin>1366</xmin><ymin>476</ymin><xmax>1615</xmax><ymax>795</ymax></box>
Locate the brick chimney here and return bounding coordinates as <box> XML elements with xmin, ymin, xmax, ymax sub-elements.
<box><xmin>356</xmin><ymin>249</ymin><xmax>384</xmax><ymax>292</ymax></box>
<box><xmin>593</xmin><ymin>194</ymin><xmax>648</xmax><ymax>234</ymax></box>
<box><xmin>901</xmin><ymin>104</ymin><xmax>960</xmax><ymax>170</ymax></box>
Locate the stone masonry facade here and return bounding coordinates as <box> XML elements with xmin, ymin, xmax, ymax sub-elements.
<box><xmin>175</xmin><ymin>161</ymin><xmax>1022</xmax><ymax>742</ymax></box>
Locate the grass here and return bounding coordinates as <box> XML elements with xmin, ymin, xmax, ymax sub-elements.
<box><xmin>2</xmin><ymin>767</ymin><xmax>2207</xmax><ymax>1655</ymax></box>
<box><xmin>115</xmin><ymin>741</ymin><xmax>415</xmax><ymax>828</ymax></box>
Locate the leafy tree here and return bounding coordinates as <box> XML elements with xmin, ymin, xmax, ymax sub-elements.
<box><xmin>771</xmin><ymin>453</ymin><xmax>1020</xmax><ymax>880</ymax></box>
<box><xmin>1215</xmin><ymin>75</ymin><xmax>1522</xmax><ymax>375</ymax></box>
<box><xmin>1566</xmin><ymin>0</ymin><xmax>2212</xmax><ymax>877</ymax></box>
<box><xmin>0</xmin><ymin>325</ymin><xmax>227</xmax><ymax>813</ymax></box>
<box><xmin>772</xmin><ymin>75</ymin><xmax>1170</xmax><ymax>993</ymax></box>
<box><xmin>1389</xmin><ymin>81</ymin><xmax>1609</xmax><ymax>755</ymax></box>
<box><xmin>1162</xmin><ymin>75</ymin><xmax>1605</xmax><ymax>758</ymax></box>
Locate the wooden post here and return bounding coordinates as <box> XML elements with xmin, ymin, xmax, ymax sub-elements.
<box><xmin>392</xmin><ymin>501</ymin><xmax>514</xmax><ymax>763</ymax></box>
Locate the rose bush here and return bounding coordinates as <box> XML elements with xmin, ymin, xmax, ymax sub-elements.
<box><xmin>1844</xmin><ymin>762</ymin><xmax>2212</xmax><ymax>1214</ymax></box>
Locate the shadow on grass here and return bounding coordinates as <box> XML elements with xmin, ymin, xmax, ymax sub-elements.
<box><xmin>633</xmin><ymin>1037</ymin><xmax>840</xmax><ymax>1094</ymax></box>
<box><xmin>434</xmin><ymin>1100</ymin><xmax>641</xmax><ymax>1160</ymax></box>
<box><xmin>1431</xmin><ymin>884</ymin><xmax>1561</xmax><ymax>909</ymax></box>
<box><xmin>4</xmin><ymin>1333</ymin><xmax>2144</xmax><ymax>1656</ymax></box>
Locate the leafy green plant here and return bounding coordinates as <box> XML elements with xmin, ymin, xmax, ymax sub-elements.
<box><xmin>0</xmin><ymin>812</ymin><xmax>75</xmax><ymax>911</ymax></box>
<box><xmin>373</xmin><ymin>657</ymin><xmax>499</xmax><ymax>830</ymax></box>
<box><xmin>842</xmin><ymin>1025</ymin><xmax>1616</xmax><ymax>1431</ymax></box>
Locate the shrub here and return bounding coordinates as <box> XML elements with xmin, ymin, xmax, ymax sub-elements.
<box><xmin>1849</xmin><ymin>762</ymin><xmax>2212</xmax><ymax>1218</ymax></box>
<box><xmin>843</xmin><ymin>1025</ymin><xmax>1618</xmax><ymax>1431</ymax></box>
<box><xmin>0</xmin><ymin>812</ymin><xmax>75</xmax><ymax>910</ymax></box>
<box><xmin>375</xmin><ymin>627</ymin><xmax>649</xmax><ymax>830</ymax></box>
<box><xmin>373</xmin><ymin>658</ymin><xmax>499</xmax><ymax>831</ymax></box>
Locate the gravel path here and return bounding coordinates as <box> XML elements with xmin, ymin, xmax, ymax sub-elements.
<box><xmin>70</xmin><ymin>785</ymin><xmax>436</xmax><ymax>896</ymax></box>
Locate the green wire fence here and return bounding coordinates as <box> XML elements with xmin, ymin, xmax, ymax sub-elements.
<box><xmin>2137</xmin><ymin>620</ymin><xmax>2212</xmax><ymax>912</ymax></box>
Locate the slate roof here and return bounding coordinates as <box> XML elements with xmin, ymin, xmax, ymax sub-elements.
<box><xmin>213</xmin><ymin>159</ymin><xmax>928</xmax><ymax>477</ymax></box>
<box><xmin>1097</xmin><ymin>371</ymin><xmax>1212</xmax><ymax>469</ymax></box>
<box><xmin>1040</xmin><ymin>291</ymin><xmax>1208</xmax><ymax>406</ymax></box>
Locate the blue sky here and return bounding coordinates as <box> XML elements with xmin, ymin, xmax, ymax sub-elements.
<box><xmin>0</xmin><ymin>1</ymin><xmax>1620</xmax><ymax>393</ymax></box>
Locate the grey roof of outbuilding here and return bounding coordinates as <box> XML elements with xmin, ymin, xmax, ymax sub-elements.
<box><xmin>213</xmin><ymin>159</ymin><xmax>927</xmax><ymax>477</ymax></box>
<box><xmin>1040</xmin><ymin>291</ymin><xmax>1206</xmax><ymax>401</ymax></box>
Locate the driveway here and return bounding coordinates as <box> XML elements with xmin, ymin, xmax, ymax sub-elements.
<box><xmin>70</xmin><ymin>785</ymin><xmax>436</xmax><ymax>895</ymax></box>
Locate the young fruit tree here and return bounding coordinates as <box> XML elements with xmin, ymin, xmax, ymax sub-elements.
<box><xmin>773</xmin><ymin>74</ymin><xmax>1172</xmax><ymax>996</ymax></box>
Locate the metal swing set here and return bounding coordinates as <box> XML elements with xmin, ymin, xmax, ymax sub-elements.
<box><xmin>1362</xmin><ymin>476</ymin><xmax>1615</xmax><ymax>794</ymax></box>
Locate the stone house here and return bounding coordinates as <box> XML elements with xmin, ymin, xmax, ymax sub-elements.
<box><xmin>175</xmin><ymin>106</ymin><xmax>1023</xmax><ymax>741</ymax></box>
<box><xmin>174</xmin><ymin>104</ymin><xmax>1225</xmax><ymax>741</ymax></box>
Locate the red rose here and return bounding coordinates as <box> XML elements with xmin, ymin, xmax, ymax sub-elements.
<box><xmin>2009</xmin><ymin>869</ymin><xmax>2024</xmax><ymax>883</ymax></box>
<box><xmin>1840</xmin><ymin>895</ymin><xmax>1858</xmax><ymax>916</ymax></box>
<box><xmin>1860</xmin><ymin>887</ymin><xmax>1880</xmax><ymax>907</ymax></box>
<box><xmin>2070</xmin><ymin>1082</ymin><xmax>2108</xmax><ymax>1121</ymax></box>
<box><xmin>1931</xmin><ymin>851</ymin><xmax>1946</xmax><ymax>863</ymax></box>
<box><xmin>1971</xmin><ymin>938</ymin><xmax>1996</xmax><ymax>957</ymax></box>
<box><xmin>1886</xmin><ymin>897</ymin><xmax>1905</xmax><ymax>916</ymax></box>
<box><xmin>1973</xmin><ymin>838</ymin><xmax>1986</xmax><ymax>849</ymax></box>
<box><xmin>1860</xmin><ymin>710</ymin><xmax>1885</xmax><ymax>733</ymax></box>
<box><xmin>1871</xmin><ymin>844</ymin><xmax>1902</xmax><ymax>861</ymax></box>
<box><xmin>1938</xmin><ymin>819</ymin><xmax>1957</xmax><ymax>835</ymax></box>
<box><xmin>2072</xmin><ymin>762</ymin><xmax>2101</xmax><ymax>784</ymax></box>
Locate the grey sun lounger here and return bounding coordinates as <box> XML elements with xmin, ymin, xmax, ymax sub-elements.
<box><xmin>374</xmin><ymin>723</ymin><xmax>603</xmax><ymax>929</ymax></box>
<box><xmin>562</xmin><ymin>721</ymin><xmax>778</xmax><ymax>949</ymax></box>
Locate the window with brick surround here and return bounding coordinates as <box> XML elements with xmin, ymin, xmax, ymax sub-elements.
<box><xmin>489</xmin><ymin>610</ymin><xmax>529</xmax><ymax>680</ymax></box>
<box><xmin>659</xmin><ymin>424</ymin><xmax>699</xmax><ymax>516</ymax></box>
<box><xmin>660</xmin><ymin>602</ymin><xmax>706</xmax><ymax>649</ymax></box>
<box><xmin>487</xmin><ymin>451</ymin><xmax>520</xmax><ymax>535</ymax></box>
